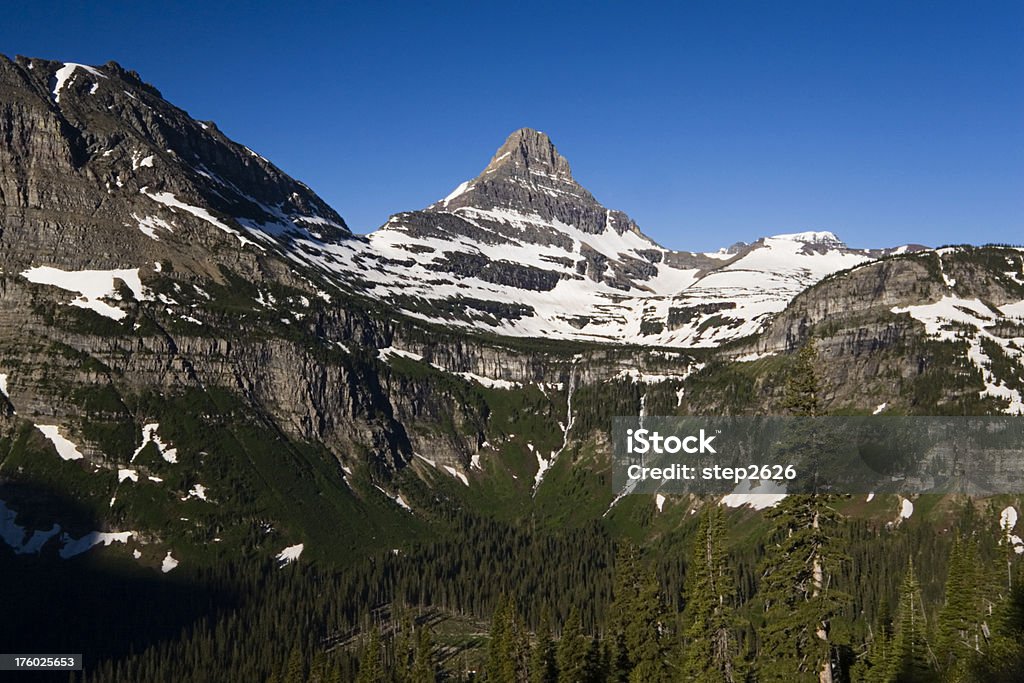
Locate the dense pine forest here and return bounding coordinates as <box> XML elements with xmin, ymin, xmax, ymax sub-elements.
<box><xmin>3</xmin><ymin>490</ymin><xmax>1022</xmax><ymax>682</ymax></box>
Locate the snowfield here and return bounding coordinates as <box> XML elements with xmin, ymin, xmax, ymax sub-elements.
<box><xmin>22</xmin><ymin>266</ymin><xmax>150</xmax><ymax>321</ymax></box>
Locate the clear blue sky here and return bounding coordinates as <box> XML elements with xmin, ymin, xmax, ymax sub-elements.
<box><xmin>4</xmin><ymin>1</ymin><xmax>1021</xmax><ymax>251</ymax></box>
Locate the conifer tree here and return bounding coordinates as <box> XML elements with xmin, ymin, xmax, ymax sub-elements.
<box><xmin>782</xmin><ymin>340</ymin><xmax>822</xmax><ymax>417</ymax></box>
<box><xmin>530</xmin><ymin>608</ymin><xmax>558</xmax><ymax>683</ymax></box>
<box><xmin>758</xmin><ymin>493</ymin><xmax>848</xmax><ymax>682</ymax></box>
<box><xmin>607</xmin><ymin>544</ymin><xmax>640</xmax><ymax>678</ymax></box>
<box><xmin>968</xmin><ymin>568</ymin><xmax>1024</xmax><ymax>680</ymax></box>
<box><xmin>394</xmin><ymin>616</ymin><xmax>415</xmax><ymax>682</ymax></box>
<box><xmin>758</xmin><ymin>336</ymin><xmax>847</xmax><ymax>682</ymax></box>
<box><xmin>488</xmin><ymin>597</ymin><xmax>514</xmax><ymax>683</ymax></box>
<box><xmin>680</xmin><ymin>505</ymin><xmax>744</xmax><ymax>682</ymax></box>
<box><xmin>580</xmin><ymin>634</ymin><xmax>606</xmax><ymax>683</ymax></box>
<box><xmin>284</xmin><ymin>644</ymin><xmax>305</xmax><ymax>683</ymax></box>
<box><xmin>356</xmin><ymin>628</ymin><xmax>385</xmax><ymax>683</ymax></box>
<box><xmin>935</xmin><ymin>538</ymin><xmax>981</xmax><ymax>672</ymax></box>
<box><xmin>888</xmin><ymin>561</ymin><xmax>935</xmax><ymax>681</ymax></box>
<box><xmin>626</xmin><ymin>569</ymin><xmax>672</xmax><ymax>683</ymax></box>
<box><xmin>488</xmin><ymin>595</ymin><xmax>528</xmax><ymax>682</ymax></box>
<box><xmin>850</xmin><ymin>618</ymin><xmax>894</xmax><ymax>683</ymax></box>
<box><xmin>557</xmin><ymin>607</ymin><xmax>587</xmax><ymax>683</ymax></box>
<box><xmin>410</xmin><ymin>627</ymin><xmax>439</xmax><ymax>683</ymax></box>
<box><xmin>608</xmin><ymin>631</ymin><xmax>631</xmax><ymax>683</ymax></box>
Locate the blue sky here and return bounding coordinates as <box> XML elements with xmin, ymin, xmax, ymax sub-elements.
<box><xmin>4</xmin><ymin>1</ymin><xmax>1021</xmax><ymax>251</ymax></box>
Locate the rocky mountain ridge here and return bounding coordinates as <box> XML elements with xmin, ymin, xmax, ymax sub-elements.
<box><xmin>0</xmin><ymin>55</ymin><xmax>918</xmax><ymax>350</ymax></box>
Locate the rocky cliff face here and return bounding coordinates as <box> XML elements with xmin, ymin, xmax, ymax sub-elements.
<box><xmin>0</xmin><ymin>55</ymin><xmax>350</xmax><ymax>282</ymax></box>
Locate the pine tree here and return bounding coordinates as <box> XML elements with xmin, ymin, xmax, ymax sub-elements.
<box><xmin>758</xmin><ymin>336</ymin><xmax>848</xmax><ymax>681</ymax></box>
<box><xmin>308</xmin><ymin>650</ymin><xmax>329</xmax><ymax>683</ymax></box>
<box><xmin>757</xmin><ymin>494</ymin><xmax>848</xmax><ymax>682</ymax></box>
<box><xmin>580</xmin><ymin>634</ymin><xmax>606</xmax><ymax>683</ymax></box>
<box><xmin>969</xmin><ymin>568</ymin><xmax>1024</xmax><ymax>680</ymax></box>
<box><xmin>888</xmin><ymin>560</ymin><xmax>935</xmax><ymax>681</ymax></box>
<box><xmin>356</xmin><ymin>628</ymin><xmax>385</xmax><ymax>683</ymax></box>
<box><xmin>851</xmin><ymin>619</ymin><xmax>894</xmax><ymax>683</ymax></box>
<box><xmin>782</xmin><ymin>340</ymin><xmax>822</xmax><ymax>417</ymax></box>
<box><xmin>680</xmin><ymin>505</ymin><xmax>744</xmax><ymax>682</ymax></box>
<box><xmin>283</xmin><ymin>644</ymin><xmax>305</xmax><ymax>683</ymax></box>
<box><xmin>488</xmin><ymin>596</ymin><xmax>514</xmax><ymax>682</ymax></box>
<box><xmin>557</xmin><ymin>607</ymin><xmax>587</xmax><ymax>683</ymax></box>
<box><xmin>410</xmin><ymin>627</ymin><xmax>439</xmax><ymax>683</ymax></box>
<box><xmin>394</xmin><ymin>615</ymin><xmax>415</xmax><ymax>682</ymax></box>
<box><xmin>626</xmin><ymin>569</ymin><xmax>672</xmax><ymax>683</ymax></box>
<box><xmin>530</xmin><ymin>608</ymin><xmax>558</xmax><ymax>683</ymax></box>
<box><xmin>935</xmin><ymin>538</ymin><xmax>981</xmax><ymax>672</ymax></box>
<box><xmin>488</xmin><ymin>595</ymin><xmax>528</xmax><ymax>682</ymax></box>
<box><xmin>606</xmin><ymin>544</ymin><xmax>638</xmax><ymax>679</ymax></box>
<box><xmin>608</xmin><ymin>631</ymin><xmax>631</xmax><ymax>683</ymax></box>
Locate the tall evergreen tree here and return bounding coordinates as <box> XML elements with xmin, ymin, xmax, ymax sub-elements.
<box><xmin>607</xmin><ymin>631</ymin><xmax>631</xmax><ymax>683</ymax></box>
<box><xmin>283</xmin><ymin>644</ymin><xmax>305</xmax><ymax>683</ymax></box>
<box><xmin>680</xmin><ymin>505</ymin><xmax>744</xmax><ymax>682</ymax></box>
<box><xmin>356</xmin><ymin>628</ymin><xmax>385</xmax><ymax>683</ymax></box>
<box><xmin>488</xmin><ymin>596</ymin><xmax>515</xmax><ymax>683</ymax></box>
<box><xmin>782</xmin><ymin>340</ymin><xmax>822</xmax><ymax>417</ymax></box>
<box><xmin>757</xmin><ymin>494</ymin><xmax>848</xmax><ymax>682</ymax></box>
<box><xmin>935</xmin><ymin>538</ymin><xmax>981</xmax><ymax>672</ymax></box>
<box><xmin>888</xmin><ymin>561</ymin><xmax>935</xmax><ymax>682</ymax></box>
<box><xmin>410</xmin><ymin>627</ymin><xmax>439</xmax><ymax>683</ymax></box>
<box><xmin>557</xmin><ymin>607</ymin><xmax>587</xmax><ymax>683</ymax></box>
<box><xmin>607</xmin><ymin>544</ymin><xmax>640</xmax><ymax>679</ymax></box>
<box><xmin>580</xmin><ymin>635</ymin><xmax>607</xmax><ymax>683</ymax></box>
<box><xmin>488</xmin><ymin>595</ymin><xmax>529</xmax><ymax>682</ymax></box>
<box><xmin>626</xmin><ymin>569</ymin><xmax>672</xmax><ymax>683</ymax></box>
<box><xmin>851</xmin><ymin>617</ymin><xmax>895</xmax><ymax>683</ymax></box>
<box><xmin>530</xmin><ymin>607</ymin><xmax>558</xmax><ymax>683</ymax></box>
<box><xmin>758</xmin><ymin>336</ymin><xmax>848</xmax><ymax>682</ymax></box>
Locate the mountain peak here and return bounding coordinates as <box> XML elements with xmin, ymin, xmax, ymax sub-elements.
<box><xmin>482</xmin><ymin>128</ymin><xmax>573</xmax><ymax>180</ymax></box>
<box><xmin>430</xmin><ymin>128</ymin><xmax>642</xmax><ymax>237</ymax></box>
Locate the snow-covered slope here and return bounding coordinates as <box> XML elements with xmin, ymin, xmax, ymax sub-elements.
<box><xmin>287</xmin><ymin>129</ymin><xmax>902</xmax><ymax>347</ymax></box>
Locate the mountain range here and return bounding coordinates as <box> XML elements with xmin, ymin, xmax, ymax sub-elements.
<box><xmin>2</xmin><ymin>53</ymin><xmax>1024</xmax><ymax>574</ymax></box>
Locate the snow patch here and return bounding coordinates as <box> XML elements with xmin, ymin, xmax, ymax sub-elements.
<box><xmin>720</xmin><ymin>479</ymin><xmax>788</xmax><ymax>510</ymax></box>
<box><xmin>118</xmin><ymin>469</ymin><xmax>138</xmax><ymax>483</ymax></box>
<box><xmin>0</xmin><ymin>373</ymin><xmax>10</xmax><ymax>410</ymax></box>
<box><xmin>134</xmin><ymin>214</ymin><xmax>174</xmax><ymax>240</ymax></box>
<box><xmin>1001</xmin><ymin>506</ymin><xmax>1019</xmax><ymax>532</ymax></box>
<box><xmin>35</xmin><ymin>425</ymin><xmax>85</xmax><ymax>461</ymax></box>
<box><xmin>898</xmin><ymin>497</ymin><xmax>914</xmax><ymax>520</ymax></box>
<box><xmin>51</xmin><ymin>63</ymin><xmax>106</xmax><ymax>103</ymax></box>
<box><xmin>141</xmin><ymin>188</ymin><xmax>255</xmax><ymax>246</ymax></box>
<box><xmin>655</xmin><ymin>493</ymin><xmax>666</xmax><ymax>512</ymax></box>
<box><xmin>60</xmin><ymin>531</ymin><xmax>134</xmax><ymax>559</ymax></box>
<box><xmin>0</xmin><ymin>500</ymin><xmax>62</xmax><ymax>554</ymax></box>
<box><xmin>132</xmin><ymin>424</ymin><xmax>178</xmax><ymax>463</ymax></box>
<box><xmin>276</xmin><ymin>543</ymin><xmax>304</xmax><ymax>567</ymax></box>
<box><xmin>442</xmin><ymin>180</ymin><xmax>473</xmax><ymax>206</ymax></box>
<box><xmin>22</xmin><ymin>266</ymin><xmax>150</xmax><ymax>321</ymax></box>
<box><xmin>186</xmin><ymin>484</ymin><xmax>207</xmax><ymax>501</ymax></box>
<box><xmin>443</xmin><ymin>465</ymin><xmax>470</xmax><ymax>486</ymax></box>
<box><xmin>161</xmin><ymin>551</ymin><xmax>179</xmax><ymax>573</ymax></box>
